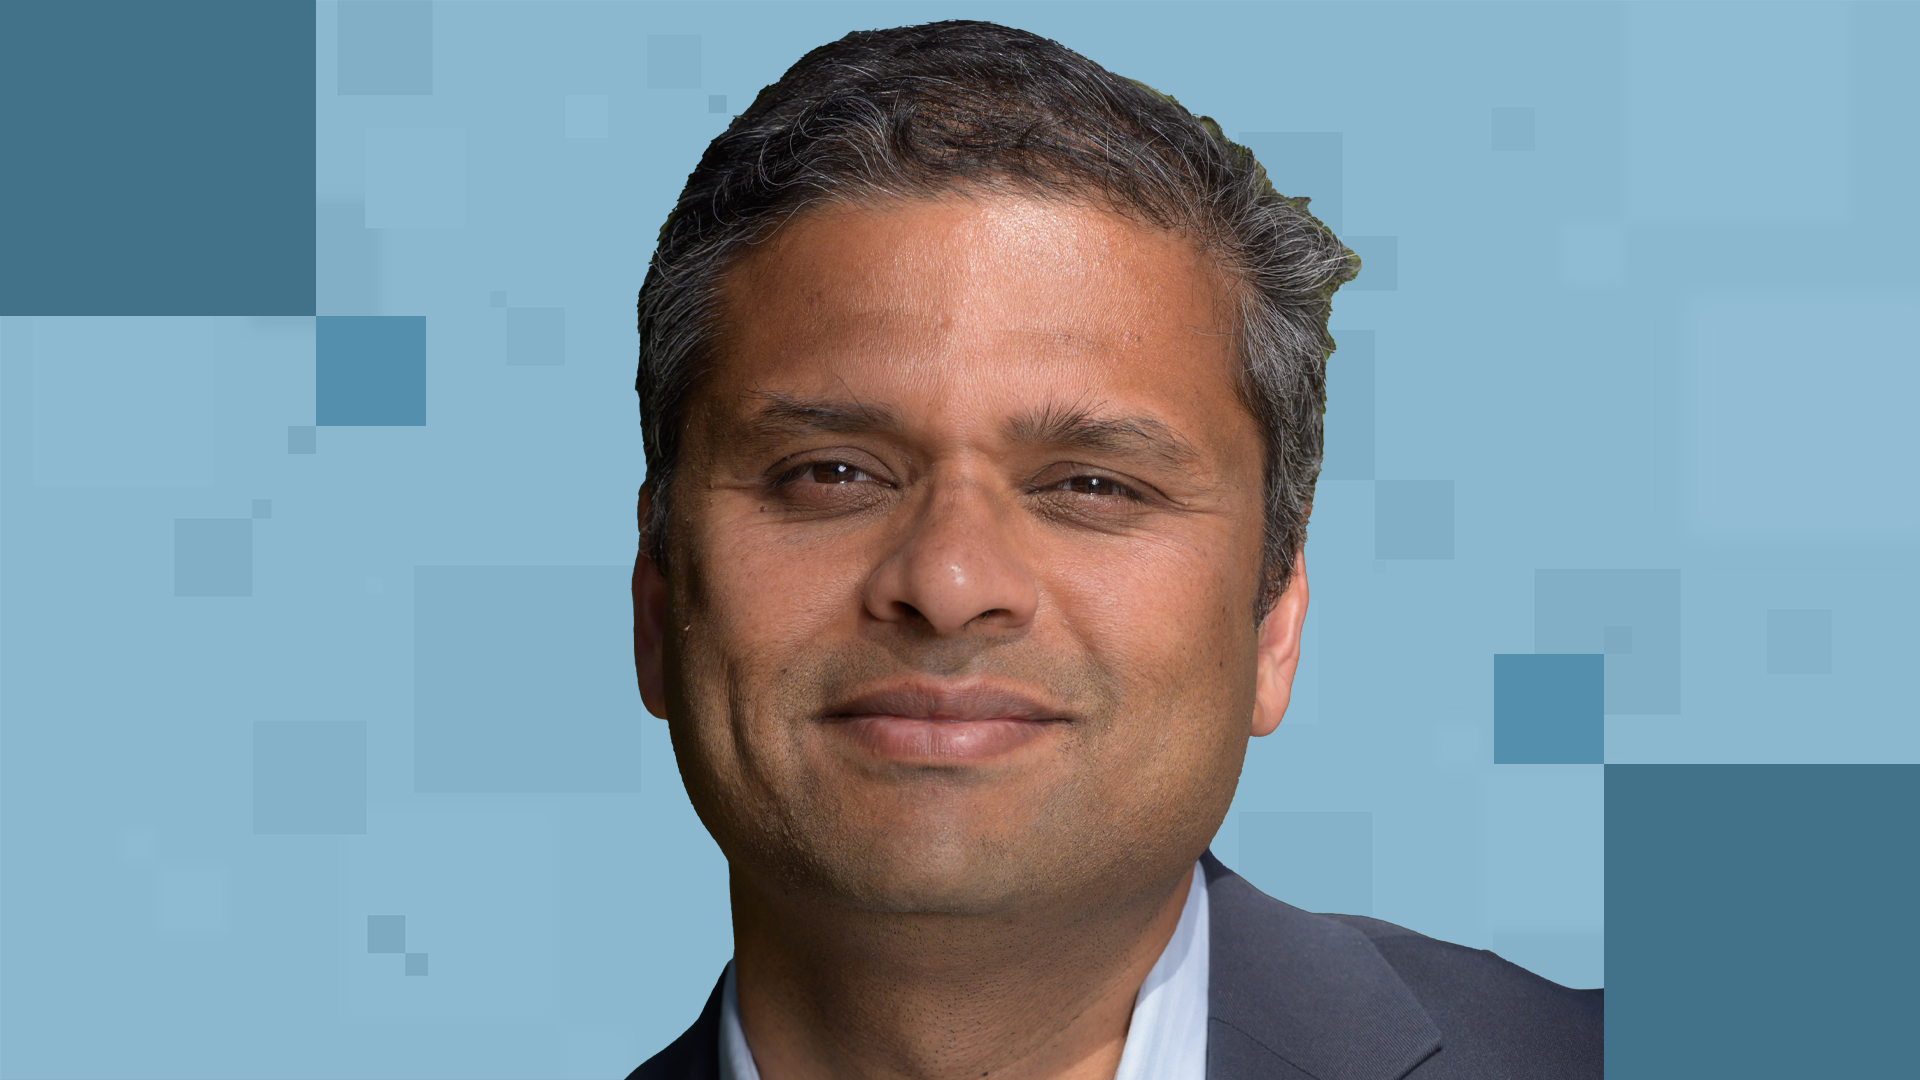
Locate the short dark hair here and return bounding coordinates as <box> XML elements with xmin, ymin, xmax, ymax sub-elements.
<box><xmin>636</xmin><ymin>19</ymin><xmax>1357</xmax><ymax>615</ymax></box>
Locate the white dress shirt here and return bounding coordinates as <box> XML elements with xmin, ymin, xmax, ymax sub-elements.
<box><xmin>720</xmin><ymin>861</ymin><xmax>1209</xmax><ymax>1080</ymax></box>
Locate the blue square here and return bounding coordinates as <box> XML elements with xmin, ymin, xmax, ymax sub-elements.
<box><xmin>1238</xmin><ymin>811</ymin><xmax>1373</xmax><ymax>916</ymax></box>
<box><xmin>253</xmin><ymin>721</ymin><xmax>366</xmax><ymax>834</ymax></box>
<box><xmin>1767</xmin><ymin>610</ymin><xmax>1831</xmax><ymax>674</ymax></box>
<box><xmin>1321</xmin><ymin>330</ymin><xmax>1375</xmax><ymax>481</ymax></box>
<box><xmin>505</xmin><ymin>307</ymin><xmax>565</xmax><ymax>367</ymax></box>
<box><xmin>1604</xmin><ymin>625</ymin><xmax>1634</xmax><ymax>655</ymax></box>
<box><xmin>317</xmin><ymin>316</ymin><xmax>426</xmax><ymax>426</ymax></box>
<box><xmin>1238</xmin><ymin>132</ymin><xmax>1342</xmax><ymax>232</ymax></box>
<box><xmin>174</xmin><ymin>519</ymin><xmax>252</xmax><ymax>597</ymax></box>
<box><xmin>287</xmin><ymin>425</ymin><xmax>317</xmax><ymax>454</ymax></box>
<box><xmin>1494</xmin><ymin>654</ymin><xmax>1603</xmax><ymax>764</ymax></box>
<box><xmin>0</xmin><ymin>4</ymin><xmax>314</xmax><ymax>316</ymax></box>
<box><xmin>1375</xmin><ymin>480</ymin><xmax>1453</xmax><ymax>559</ymax></box>
<box><xmin>1492</xmin><ymin>107</ymin><xmax>1536</xmax><ymax>151</ymax></box>
<box><xmin>1536</xmin><ymin>570</ymin><xmax>1681</xmax><ymax>714</ymax></box>
<box><xmin>405</xmin><ymin>952</ymin><xmax>429</xmax><ymax>976</ymax></box>
<box><xmin>367</xmin><ymin>915</ymin><xmax>405</xmax><ymax>954</ymax></box>
<box><xmin>251</xmin><ymin>499</ymin><xmax>272</xmax><ymax>520</ymax></box>
<box><xmin>414</xmin><ymin>567</ymin><xmax>643</xmax><ymax>793</ymax></box>
<box><xmin>647</xmin><ymin>35</ymin><xmax>701</xmax><ymax>89</ymax></box>
<box><xmin>1608</xmin><ymin>765</ymin><xmax>1918</xmax><ymax>1076</ymax></box>
<box><xmin>337</xmin><ymin>1</ymin><xmax>432</xmax><ymax>96</ymax></box>
<box><xmin>709</xmin><ymin>94</ymin><xmax>728</xmax><ymax>114</ymax></box>
<box><xmin>1347</xmin><ymin>236</ymin><xmax>1399</xmax><ymax>291</ymax></box>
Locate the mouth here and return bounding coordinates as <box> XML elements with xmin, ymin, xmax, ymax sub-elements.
<box><xmin>822</xmin><ymin>682</ymin><xmax>1070</xmax><ymax>763</ymax></box>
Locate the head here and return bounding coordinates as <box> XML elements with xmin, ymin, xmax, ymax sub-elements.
<box><xmin>633</xmin><ymin>22</ymin><xmax>1356</xmax><ymax>916</ymax></box>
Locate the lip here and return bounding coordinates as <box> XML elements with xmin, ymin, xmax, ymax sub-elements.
<box><xmin>823</xmin><ymin>682</ymin><xmax>1069</xmax><ymax>763</ymax></box>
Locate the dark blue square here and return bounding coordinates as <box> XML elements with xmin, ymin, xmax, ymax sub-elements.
<box><xmin>0</xmin><ymin>3</ymin><xmax>314</xmax><ymax>315</ymax></box>
<box><xmin>1495</xmin><ymin>654</ymin><xmax>1603</xmax><ymax>764</ymax></box>
<box><xmin>317</xmin><ymin>316</ymin><xmax>426</xmax><ymax>426</ymax></box>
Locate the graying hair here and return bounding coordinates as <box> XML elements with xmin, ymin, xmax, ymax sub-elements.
<box><xmin>636</xmin><ymin>20</ymin><xmax>1358</xmax><ymax>617</ymax></box>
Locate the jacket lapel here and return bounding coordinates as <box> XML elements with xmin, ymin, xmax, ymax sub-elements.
<box><xmin>1203</xmin><ymin>851</ymin><xmax>1442</xmax><ymax>1080</ymax></box>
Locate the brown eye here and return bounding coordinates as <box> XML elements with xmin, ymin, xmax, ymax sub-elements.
<box><xmin>809</xmin><ymin>462</ymin><xmax>872</xmax><ymax>484</ymax></box>
<box><xmin>1059</xmin><ymin>475</ymin><xmax>1138</xmax><ymax>498</ymax></box>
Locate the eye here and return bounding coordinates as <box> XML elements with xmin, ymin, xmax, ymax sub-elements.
<box><xmin>805</xmin><ymin>461</ymin><xmax>874</xmax><ymax>484</ymax></box>
<box><xmin>1052</xmin><ymin>474</ymin><xmax>1143</xmax><ymax>500</ymax></box>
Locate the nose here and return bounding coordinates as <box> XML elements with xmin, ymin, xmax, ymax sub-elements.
<box><xmin>861</xmin><ymin>480</ymin><xmax>1039</xmax><ymax>636</ymax></box>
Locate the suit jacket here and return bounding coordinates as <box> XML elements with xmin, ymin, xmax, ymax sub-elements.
<box><xmin>628</xmin><ymin>851</ymin><xmax>1602</xmax><ymax>1079</ymax></box>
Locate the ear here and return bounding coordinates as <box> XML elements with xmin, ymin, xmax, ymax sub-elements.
<box><xmin>632</xmin><ymin>486</ymin><xmax>670</xmax><ymax>719</ymax></box>
<box><xmin>1249</xmin><ymin>548</ymin><xmax>1309</xmax><ymax>738</ymax></box>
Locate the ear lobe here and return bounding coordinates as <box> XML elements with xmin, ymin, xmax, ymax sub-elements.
<box><xmin>632</xmin><ymin>489</ymin><xmax>670</xmax><ymax>719</ymax></box>
<box><xmin>1249</xmin><ymin>551</ymin><xmax>1309</xmax><ymax>737</ymax></box>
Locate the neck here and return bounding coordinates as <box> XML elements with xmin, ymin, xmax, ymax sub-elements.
<box><xmin>728</xmin><ymin>861</ymin><xmax>1196</xmax><ymax>1080</ymax></box>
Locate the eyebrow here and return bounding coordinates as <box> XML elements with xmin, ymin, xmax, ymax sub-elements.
<box><xmin>1004</xmin><ymin>401</ymin><xmax>1202</xmax><ymax>471</ymax></box>
<box><xmin>735</xmin><ymin>393</ymin><xmax>1201</xmax><ymax>472</ymax></box>
<box><xmin>737</xmin><ymin>392</ymin><xmax>904</xmax><ymax>447</ymax></box>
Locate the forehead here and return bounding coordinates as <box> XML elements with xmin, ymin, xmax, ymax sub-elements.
<box><xmin>701</xmin><ymin>193</ymin><xmax>1245</xmax><ymax>431</ymax></box>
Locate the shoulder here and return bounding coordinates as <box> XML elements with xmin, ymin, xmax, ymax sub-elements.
<box><xmin>1201</xmin><ymin>853</ymin><xmax>1601</xmax><ymax>1080</ymax></box>
<box><xmin>1320</xmin><ymin>913</ymin><xmax>1604</xmax><ymax>1078</ymax></box>
<box><xmin>626</xmin><ymin>970</ymin><xmax>725</xmax><ymax>1080</ymax></box>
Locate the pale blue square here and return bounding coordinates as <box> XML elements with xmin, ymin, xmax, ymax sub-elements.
<box><xmin>405</xmin><ymin>952</ymin><xmax>429</xmax><ymax>976</ymax></box>
<box><xmin>1238</xmin><ymin>811</ymin><xmax>1373</xmax><ymax>916</ymax></box>
<box><xmin>286</xmin><ymin>425</ymin><xmax>316</xmax><ymax>454</ymax></box>
<box><xmin>1491</xmin><ymin>107</ymin><xmax>1536</xmax><ymax>151</ymax></box>
<box><xmin>174</xmin><ymin>519</ymin><xmax>252</xmax><ymax>597</ymax></box>
<box><xmin>1767</xmin><ymin>610</ymin><xmax>1832</xmax><ymax>675</ymax></box>
<box><xmin>367</xmin><ymin>915</ymin><xmax>405</xmax><ymax>954</ymax></box>
<box><xmin>648</xmin><ymin>35</ymin><xmax>700</xmax><ymax>89</ymax></box>
<box><xmin>253</xmin><ymin>721</ymin><xmax>367</xmax><ymax>835</ymax></box>
<box><xmin>337</xmin><ymin>1</ymin><xmax>432</xmax><ymax>96</ymax></box>
<box><xmin>505</xmin><ymin>307</ymin><xmax>565</xmax><ymax>367</ymax></box>
<box><xmin>1347</xmin><ymin>236</ymin><xmax>1399</xmax><ymax>291</ymax></box>
<box><xmin>1375</xmin><ymin>480</ymin><xmax>1453</xmax><ymax>559</ymax></box>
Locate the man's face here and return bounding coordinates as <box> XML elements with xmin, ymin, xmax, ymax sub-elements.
<box><xmin>637</xmin><ymin>193</ymin><xmax>1305</xmax><ymax>915</ymax></box>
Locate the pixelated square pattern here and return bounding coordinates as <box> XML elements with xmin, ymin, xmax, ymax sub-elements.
<box><xmin>253</xmin><ymin>721</ymin><xmax>367</xmax><ymax>834</ymax></box>
<box><xmin>337</xmin><ymin>0</ymin><xmax>432</xmax><ymax>95</ymax></box>
<box><xmin>405</xmin><ymin>953</ymin><xmax>430</xmax><ymax>976</ymax></box>
<box><xmin>708</xmin><ymin>94</ymin><xmax>728</xmax><ymax>114</ymax></box>
<box><xmin>367</xmin><ymin>915</ymin><xmax>405</xmax><ymax>953</ymax></box>
<box><xmin>505</xmin><ymin>307</ymin><xmax>565</xmax><ymax>366</ymax></box>
<box><xmin>1494</xmin><ymin>654</ymin><xmax>1603</xmax><ymax>764</ymax></box>
<box><xmin>174</xmin><ymin>519</ymin><xmax>252</xmax><ymax>597</ymax></box>
<box><xmin>1768</xmin><ymin>610</ymin><xmax>1832</xmax><ymax>674</ymax></box>
<box><xmin>1491</xmin><ymin>107</ymin><xmax>1536</xmax><ymax>150</ymax></box>
<box><xmin>1237</xmin><ymin>811</ymin><xmax>1372</xmax><ymax>916</ymax></box>
<box><xmin>565</xmin><ymin>95</ymin><xmax>608</xmax><ymax>139</ymax></box>
<box><xmin>317</xmin><ymin>315</ymin><xmax>426</xmax><ymax>426</ymax></box>
<box><xmin>1347</xmin><ymin>236</ymin><xmax>1399</xmax><ymax>291</ymax></box>
<box><xmin>414</xmin><ymin>567</ymin><xmax>643</xmax><ymax>792</ymax></box>
<box><xmin>1375</xmin><ymin>480</ymin><xmax>1453</xmax><ymax>559</ymax></box>
<box><xmin>364</xmin><ymin>128</ymin><xmax>464</xmax><ymax>229</ymax></box>
<box><xmin>648</xmin><ymin>35</ymin><xmax>700</xmax><ymax>88</ymax></box>
<box><xmin>287</xmin><ymin>425</ymin><xmax>317</xmax><ymax>454</ymax></box>
<box><xmin>1535</xmin><ymin>569</ymin><xmax>1681</xmax><ymax>714</ymax></box>
<box><xmin>1321</xmin><ymin>330</ymin><xmax>1375</xmax><ymax>481</ymax></box>
<box><xmin>1237</xmin><ymin>132</ymin><xmax>1342</xmax><ymax>232</ymax></box>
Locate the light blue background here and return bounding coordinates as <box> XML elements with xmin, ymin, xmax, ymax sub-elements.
<box><xmin>3</xmin><ymin>3</ymin><xmax>1916</xmax><ymax>1077</ymax></box>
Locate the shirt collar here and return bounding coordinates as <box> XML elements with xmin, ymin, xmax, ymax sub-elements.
<box><xmin>718</xmin><ymin>861</ymin><xmax>1209</xmax><ymax>1080</ymax></box>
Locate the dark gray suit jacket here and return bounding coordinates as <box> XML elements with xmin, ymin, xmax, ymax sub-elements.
<box><xmin>628</xmin><ymin>851</ymin><xmax>1602</xmax><ymax>1079</ymax></box>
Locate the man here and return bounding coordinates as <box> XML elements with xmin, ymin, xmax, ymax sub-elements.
<box><xmin>627</xmin><ymin>20</ymin><xmax>1601</xmax><ymax>1080</ymax></box>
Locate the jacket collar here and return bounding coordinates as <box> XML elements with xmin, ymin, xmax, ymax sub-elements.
<box><xmin>1203</xmin><ymin>851</ymin><xmax>1442</xmax><ymax>1080</ymax></box>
